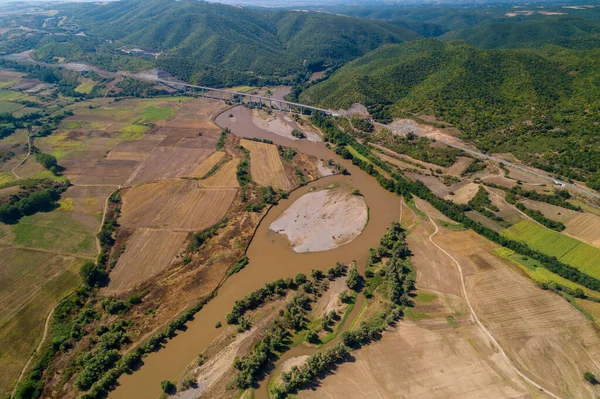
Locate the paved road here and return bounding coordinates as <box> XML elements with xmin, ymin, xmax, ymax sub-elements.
<box><xmin>379</xmin><ymin>122</ymin><xmax>600</xmax><ymax>200</ymax></box>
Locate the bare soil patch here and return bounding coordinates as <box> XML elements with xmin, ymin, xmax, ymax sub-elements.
<box><xmin>269</xmin><ymin>185</ymin><xmax>368</xmax><ymax>253</ymax></box>
<box><xmin>105</xmin><ymin>228</ymin><xmax>187</xmax><ymax>294</ymax></box>
<box><xmin>120</xmin><ymin>180</ymin><xmax>236</xmax><ymax>231</ymax></box>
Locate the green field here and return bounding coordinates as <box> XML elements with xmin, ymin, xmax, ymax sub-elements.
<box><xmin>0</xmin><ymin>252</ymin><xmax>82</xmax><ymax>397</ymax></box>
<box><xmin>6</xmin><ymin>211</ymin><xmax>96</xmax><ymax>258</ymax></box>
<box><xmin>140</xmin><ymin>105</ymin><xmax>175</xmax><ymax>121</ymax></box>
<box><xmin>0</xmin><ymin>89</ymin><xmax>24</xmax><ymax>101</ymax></box>
<box><xmin>75</xmin><ymin>79</ymin><xmax>95</xmax><ymax>94</ymax></box>
<box><xmin>501</xmin><ymin>221</ymin><xmax>600</xmax><ymax>280</ymax></box>
<box><xmin>0</xmin><ymin>101</ymin><xmax>23</xmax><ymax>113</ymax></box>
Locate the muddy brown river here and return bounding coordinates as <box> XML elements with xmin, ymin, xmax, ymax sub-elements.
<box><xmin>108</xmin><ymin>105</ymin><xmax>400</xmax><ymax>399</ymax></box>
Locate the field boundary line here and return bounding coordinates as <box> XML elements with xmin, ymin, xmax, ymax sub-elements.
<box><xmin>11</xmin><ymin>133</ymin><xmax>31</xmax><ymax>179</ymax></box>
<box><xmin>414</xmin><ymin>200</ymin><xmax>563</xmax><ymax>399</ymax></box>
<box><xmin>11</xmin><ymin>301</ymin><xmax>56</xmax><ymax>398</ymax></box>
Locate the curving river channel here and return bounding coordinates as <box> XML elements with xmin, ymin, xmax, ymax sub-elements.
<box><xmin>108</xmin><ymin>104</ymin><xmax>400</xmax><ymax>399</ymax></box>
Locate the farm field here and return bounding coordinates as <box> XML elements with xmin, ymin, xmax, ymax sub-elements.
<box><xmin>502</xmin><ymin>220</ymin><xmax>600</xmax><ymax>280</ymax></box>
<box><xmin>241</xmin><ymin>138</ymin><xmax>294</xmax><ymax>190</ymax></box>
<box><xmin>105</xmin><ymin>228</ymin><xmax>188</xmax><ymax>294</ymax></box>
<box><xmin>564</xmin><ymin>212</ymin><xmax>600</xmax><ymax>248</ymax></box>
<box><xmin>188</xmin><ymin>151</ymin><xmax>226</xmax><ymax>178</ymax></box>
<box><xmin>120</xmin><ymin>181</ymin><xmax>237</xmax><ymax>231</ymax></box>
<box><xmin>0</xmin><ymin>248</ymin><xmax>83</xmax><ymax>397</ymax></box>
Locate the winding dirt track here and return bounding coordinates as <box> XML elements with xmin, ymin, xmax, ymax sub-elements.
<box><xmin>10</xmin><ymin>306</ymin><xmax>55</xmax><ymax>398</ymax></box>
<box><xmin>413</xmin><ymin>201</ymin><xmax>562</xmax><ymax>399</ymax></box>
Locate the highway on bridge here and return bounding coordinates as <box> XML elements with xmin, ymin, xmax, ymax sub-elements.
<box><xmin>158</xmin><ymin>77</ymin><xmax>600</xmax><ymax>200</ymax></box>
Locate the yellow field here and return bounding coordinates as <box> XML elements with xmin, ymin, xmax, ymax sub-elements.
<box><xmin>104</xmin><ymin>229</ymin><xmax>187</xmax><ymax>294</ymax></box>
<box><xmin>120</xmin><ymin>180</ymin><xmax>237</xmax><ymax>231</ymax></box>
<box><xmin>201</xmin><ymin>158</ymin><xmax>239</xmax><ymax>188</ymax></box>
<box><xmin>188</xmin><ymin>151</ymin><xmax>225</xmax><ymax>178</ymax></box>
<box><xmin>241</xmin><ymin>139</ymin><xmax>293</xmax><ymax>190</ymax></box>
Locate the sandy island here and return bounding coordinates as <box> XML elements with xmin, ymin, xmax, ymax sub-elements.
<box><xmin>269</xmin><ymin>186</ymin><xmax>368</xmax><ymax>253</ymax></box>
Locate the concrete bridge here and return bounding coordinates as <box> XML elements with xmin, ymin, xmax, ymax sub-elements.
<box><xmin>156</xmin><ymin>79</ymin><xmax>336</xmax><ymax>116</ymax></box>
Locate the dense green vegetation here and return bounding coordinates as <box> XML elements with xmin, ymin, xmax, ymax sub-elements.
<box><xmin>301</xmin><ymin>40</ymin><xmax>600</xmax><ymax>188</ymax></box>
<box><xmin>442</xmin><ymin>17</ymin><xmax>600</xmax><ymax>50</ymax></box>
<box><xmin>52</xmin><ymin>0</ymin><xmax>419</xmax><ymax>87</ymax></box>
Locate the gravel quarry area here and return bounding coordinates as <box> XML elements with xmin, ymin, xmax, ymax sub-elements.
<box><xmin>269</xmin><ymin>186</ymin><xmax>368</xmax><ymax>253</ymax></box>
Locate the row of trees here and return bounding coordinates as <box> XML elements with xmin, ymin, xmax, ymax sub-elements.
<box><xmin>316</xmin><ymin>115</ymin><xmax>600</xmax><ymax>292</ymax></box>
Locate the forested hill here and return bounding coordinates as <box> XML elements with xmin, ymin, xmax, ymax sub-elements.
<box><xmin>299</xmin><ymin>39</ymin><xmax>600</xmax><ymax>189</ymax></box>
<box><xmin>442</xmin><ymin>17</ymin><xmax>600</xmax><ymax>49</ymax></box>
<box><xmin>54</xmin><ymin>0</ymin><xmax>419</xmax><ymax>84</ymax></box>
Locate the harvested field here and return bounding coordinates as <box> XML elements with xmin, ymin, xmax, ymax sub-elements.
<box><xmin>502</xmin><ymin>221</ymin><xmax>600</xmax><ymax>279</ymax></box>
<box><xmin>300</xmin><ymin>321</ymin><xmax>534</xmax><ymax>399</ymax></box>
<box><xmin>72</xmin><ymin>159</ymin><xmax>139</xmax><ymax>185</ymax></box>
<box><xmin>269</xmin><ymin>185</ymin><xmax>368</xmax><ymax>253</ymax></box>
<box><xmin>105</xmin><ymin>229</ymin><xmax>188</xmax><ymax>294</ymax></box>
<box><xmin>0</xmin><ymin>249</ymin><xmax>82</xmax><ymax>397</ymax></box>
<box><xmin>467</xmin><ymin>210</ymin><xmax>504</xmax><ymax>232</ymax></box>
<box><xmin>188</xmin><ymin>151</ymin><xmax>225</xmax><ymax>178</ymax></box>
<box><xmin>240</xmin><ymin>139</ymin><xmax>293</xmax><ymax>190</ymax></box>
<box><xmin>127</xmin><ymin>147</ymin><xmax>214</xmax><ymax>184</ymax></box>
<box><xmin>445</xmin><ymin>156</ymin><xmax>472</xmax><ymax>177</ymax></box>
<box><xmin>564</xmin><ymin>212</ymin><xmax>600</xmax><ymax>248</ymax></box>
<box><xmin>521</xmin><ymin>199</ymin><xmax>581</xmax><ymax>224</ymax></box>
<box><xmin>64</xmin><ymin>185</ymin><xmax>115</xmax><ymax>232</ymax></box>
<box><xmin>445</xmin><ymin>182</ymin><xmax>479</xmax><ymax>204</ymax></box>
<box><xmin>120</xmin><ymin>180</ymin><xmax>236</xmax><ymax>231</ymax></box>
<box><xmin>406</xmin><ymin>172</ymin><xmax>456</xmax><ymax>197</ymax></box>
<box><xmin>200</xmin><ymin>159</ymin><xmax>239</xmax><ymax>188</ymax></box>
<box><xmin>467</xmin><ymin>250</ymin><xmax>600</xmax><ymax>398</ymax></box>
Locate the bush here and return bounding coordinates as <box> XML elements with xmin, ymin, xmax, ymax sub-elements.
<box><xmin>160</xmin><ymin>380</ymin><xmax>176</xmax><ymax>394</ymax></box>
<box><xmin>584</xmin><ymin>371</ymin><xmax>597</xmax><ymax>384</ymax></box>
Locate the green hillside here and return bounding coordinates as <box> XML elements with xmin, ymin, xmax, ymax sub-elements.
<box><xmin>47</xmin><ymin>0</ymin><xmax>419</xmax><ymax>85</ymax></box>
<box><xmin>442</xmin><ymin>17</ymin><xmax>600</xmax><ymax>49</ymax></box>
<box><xmin>300</xmin><ymin>39</ymin><xmax>600</xmax><ymax>189</ymax></box>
